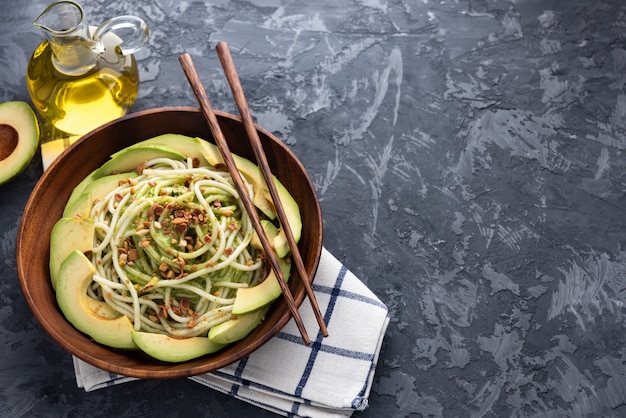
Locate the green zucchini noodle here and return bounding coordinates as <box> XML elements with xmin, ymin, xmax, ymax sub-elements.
<box><xmin>87</xmin><ymin>157</ymin><xmax>266</xmax><ymax>338</ymax></box>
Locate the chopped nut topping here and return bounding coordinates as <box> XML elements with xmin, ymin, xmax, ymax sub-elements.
<box><xmin>127</xmin><ymin>249</ymin><xmax>139</xmax><ymax>262</ymax></box>
<box><xmin>135</xmin><ymin>162</ymin><xmax>147</xmax><ymax>174</ymax></box>
<box><xmin>158</xmin><ymin>305</ymin><xmax>168</xmax><ymax>319</ymax></box>
<box><xmin>175</xmin><ymin>223</ymin><xmax>187</xmax><ymax>235</ymax></box>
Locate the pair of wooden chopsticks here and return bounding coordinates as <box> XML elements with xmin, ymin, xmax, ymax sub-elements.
<box><xmin>179</xmin><ymin>43</ymin><xmax>328</xmax><ymax>345</ymax></box>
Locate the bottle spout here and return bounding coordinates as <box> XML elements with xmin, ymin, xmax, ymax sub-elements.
<box><xmin>33</xmin><ymin>1</ymin><xmax>90</xmax><ymax>40</ymax></box>
<box><xmin>33</xmin><ymin>1</ymin><xmax>96</xmax><ymax>75</ymax></box>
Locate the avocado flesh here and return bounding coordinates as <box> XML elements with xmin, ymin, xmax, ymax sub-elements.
<box><xmin>85</xmin><ymin>297</ymin><xmax>122</xmax><ymax>319</ymax></box>
<box><xmin>49</xmin><ymin>216</ymin><xmax>94</xmax><ymax>290</ymax></box>
<box><xmin>250</xmin><ymin>219</ymin><xmax>279</xmax><ymax>251</ymax></box>
<box><xmin>208</xmin><ymin>305</ymin><xmax>269</xmax><ymax>344</ymax></box>
<box><xmin>62</xmin><ymin>190</ymin><xmax>92</xmax><ymax>219</ymax></box>
<box><xmin>0</xmin><ymin>101</ymin><xmax>40</xmax><ymax>185</ymax></box>
<box><xmin>56</xmin><ymin>250</ymin><xmax>136</xmax><ymax>350</ymax></box>
<box><xmin>232</xmin><ymin>255</ymin><xmax>292</xmax><ymax>315</ymax></box>
<box><xmin>130</xmin><ymin>331</ymin><xmax>226</xmax><ymax>363</ymax></box>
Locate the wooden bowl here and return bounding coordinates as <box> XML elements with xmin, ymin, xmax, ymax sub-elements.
<box><xmin>16</xmin><ymin>107</ymin><xmax>323</xmax><ymax>379</ymax></box>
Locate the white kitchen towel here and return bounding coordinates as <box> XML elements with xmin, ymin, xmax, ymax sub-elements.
<box><xmin>73</xmin><ymin>247</ymin><xmax>390</xmax><ymax>417</ymax></box>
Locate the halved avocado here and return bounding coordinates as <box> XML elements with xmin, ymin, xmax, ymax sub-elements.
<box><xmin>49</xmin><ymin>216</ymin><xmax>94</xmax><ymax>290</ymax></box>
<box><xmin>56</xmin><ymin>250</ymin><xmax>136</xmax><ymax>349</ymax></box>
<box><xmin>131</xmin><ymin>331</ymin><xmax>226</xmax><ymax>362</ymax></box>
<box><xmin>0</xmin><ymin>101</ymin><xmax>40</xmax><ymax>185</ymax></box>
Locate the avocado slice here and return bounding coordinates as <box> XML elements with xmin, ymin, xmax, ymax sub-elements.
<box><xmin>0</xmin><ymin>101</ymin><xmax>40</xmax><ymax>185</ymax></box>
<box><xmin>56</xmin><ymin>250</ymin><xmax>137</xmax><ymax>349</ymax></box>
<box><xmin>130</xmin><ymin>331</ymin><xmax>226</xmax><ymax>363</ymax></box>
<box><xmin>91</xmin><ymin>144</ymin><xmax>187</xmax><ymax>178</ymax></box>
<box><xmin>49</xmin><ymin>216</ymin><xmax>94</xmax><ymax>290</ymax></box>
<box><xmin>112</xmin><ymin>133</ymin><xmax>211</xmax><ymax>167</ymax></box>
<box><xmin>250</xmin><ymin>219</ymin><xmax>279</xmax><ymax>251</ymax></box>
<box><xmin>62</xmin><ymin>190</ymin><xmax>93</xmax><ymax>219</ymax></box>
<box><xmin>208</xmin><ymin>305</ymin><xmax>269</xmax><ymax>344</ymax></box>
<box><xmin>85</xmin><ymin>297</ymin><xmax>122</xmax><ymax>319</ymax></box>
<box><xmin>64</xmin><ymin>172</ymin><xmax>139</xmax><ymax>218</ymax></box>
<box><xmin>231</xmin><ymin>255</ymin><xmax>292</xmax><ymax>315</ymax></box>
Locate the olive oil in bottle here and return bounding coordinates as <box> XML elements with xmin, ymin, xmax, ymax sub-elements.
<box><xmin>26</xmin><ymin>36</ymin><xmax>139</xmax><ymax>139</ymax></box>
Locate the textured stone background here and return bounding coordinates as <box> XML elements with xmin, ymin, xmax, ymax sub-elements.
<box><xmin>2</xmin><ymin>0</ymin><xmax>626</xmax><ymax>416</ymax></box>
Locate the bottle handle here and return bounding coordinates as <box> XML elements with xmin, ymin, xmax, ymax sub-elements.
<box><xmin>92</xmin><ymin>15</ymin><xmax>149</xmax><ymax>56</ymax></box>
